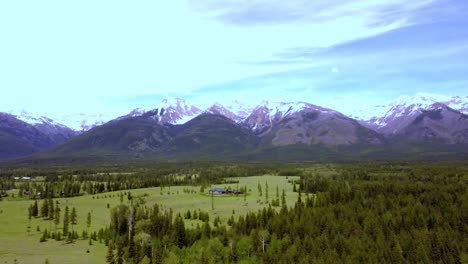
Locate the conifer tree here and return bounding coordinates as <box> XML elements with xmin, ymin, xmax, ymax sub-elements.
<box><xmin>106</xmin><ymin>243</ymin><xmax>115</xmax><ymax>264</ymax></box>
<box><xmin>63</xmin><ymin>206</ymin><xmax>69</xmax><ymax>235</ymax></box>
<box><xmin>70</xmin><ymin>207</ymin><xmax>77</xmax><ymax>235</ymax></box>
<box><xmin>32</xmin><ymin>200</ymin><xmax>39</xmax><ymax>217</ymax></box>
<box><xmin>281</xmin><ymin>189</ymin><xmax>286</xmax><ymax>207</ymax></box>
<box><xmin>174</xmin><ymin>214</ymin><xmax>186</xmax><ymax>248</ymax></box>
<box><xmin>54</xmin><ymin>206</ymin><xmax>60</xmax><ymax>231</ymax></box>
<box><xmin>86</xmin><ymin>212</ymin><xmax>91</xmax><ymax>230</ymax></box>
<box><xmin>116</xmin><ymin>242</ymin><xmax>124</xmax><ymax>264</ymax></box>
<box><xmin>40</xmin><ymin>199</ymin><xmax>49</xmax><ymax>218</ymax></box>
<box><xmin>48</xmin><ymin>198</ymin><xmax>54</xmax><ymax>220</ymax></box>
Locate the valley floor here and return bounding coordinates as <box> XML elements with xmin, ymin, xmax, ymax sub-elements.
<box><xmin>0</xmin><ymin>175</ymin><xmax>298</xmax><ymax>263</ymax></box>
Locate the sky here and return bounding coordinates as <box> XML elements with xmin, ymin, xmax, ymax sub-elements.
<box><xmin>0</xmin><ymin>0</ymin><xmax>467</xmax><ymax>122</ymax></box>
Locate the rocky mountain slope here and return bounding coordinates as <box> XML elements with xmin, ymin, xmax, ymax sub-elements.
<box><xmin>261</xmin><ymin>108</ymin><xmax>384</xmax><ymax>147</ymax></box>
<box><xmin>2</xmin><ymin>94</ymin><xmax>467</xmax><ymax>162</ymax></box>
<box><xmin>0</xmin><ymin>113</ymin><xmax>57</xmax><ymax>160</ymax></box>
<box><xmin>395</xmin><ymin>105</ymin><xmax>468</xmax><ymax>144</ymax></box>
<box><xmin>356</xmin><ymin>94</ymin><xmax>468</xmax><ymax>134</ymax></box>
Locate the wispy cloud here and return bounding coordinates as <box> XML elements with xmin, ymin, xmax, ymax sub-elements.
<box><xmin>0</xmin><ymin>0</ymin><xmax>466</xmax><ymax>118</ymax></box>
<box><xmin>191</xmin><ymin>0</ymin><xmax>436</xmax><ymax>26</ymax></box>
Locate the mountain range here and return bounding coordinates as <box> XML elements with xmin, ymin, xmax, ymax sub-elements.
<box><xmin>1</xmin><ymin>94</ymin><xmax>467</xmax><ymax>163</ymax></box>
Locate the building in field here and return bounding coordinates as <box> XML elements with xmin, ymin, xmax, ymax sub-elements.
<box><xmin>209</xmin><ymin>188</ymin><xmax>226</xmax><ymax>195</ymax></box>
<box><xmin>208</xmin><ymin>188</ymin><xmax>243</xmax><ymax>195</ymax></box>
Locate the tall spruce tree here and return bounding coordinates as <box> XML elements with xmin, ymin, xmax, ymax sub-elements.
<box><xmin>54</xmin><ymin>205</ymin><xmax>60</xmax><ymax>231</ymax></box>
<box><xmin>70</xmin><ymin>207</ymin><xmax>77</xmax><ymax>234</ymax></box>
<box><xmin>63</xmin><ymin>206</ymin><xmax>69</xmax><ymax>235</ymax></box>
<box><xmin>41</xmin><ymin>200</ymin><xmax>49</xmax><ymax>218</ymax></box>
<box><xmin>87</xmin><ymin>212</ymin><xmax>91</xmax><ymax>230</ymax></box>
<box><xmin>106</xmin><ymin>243</ymin><xmax>116</xmax><ymax>264</ymax></box>
<box><xmin>32</xmin><ymin>200</ymin><xmax>39</xmax><ymax>217</ymax></box>
<box><xmin>48</xmin><ymin>198</ymin><xmax>54</xmax><ymax>220</ymax></box>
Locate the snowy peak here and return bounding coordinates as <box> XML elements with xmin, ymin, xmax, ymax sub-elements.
<box><xmin>357</xmin><ymin>93</ymin><xmax>468</xmax><ymax>134</ymax></box>
<box><xmin>6</xmin><ymin>109</ymin><xmax>114</xmax><ymax>133</ymax></box>
<box><xmin>7</xmin><ymin>110</ymin><xmax>66</xmax><ymax>129</ymax></box>
<box><xmin>159</xmin><ymin>98</ymin><xmax>202</xmax><ymax>124</ymax></box>
<box><xmin>54</xmin><ymin>113</ymin><xmax>111</xmax><ymax>132</ymax></box>
<box><xmin>263</xmin><ymin>101</ymin><xmax>336</xmax><ymax>116</ymax></box>
<box><xmin>122</xmin><ymin>98</ymin><xmax>258</xmax><ymax>125</ymax></box>
<box><xmin>121</xmin><ymin>98</ymin><xmax>202</xmax><ymax>125</ymax></box>
<box><xmin>0</xmin><ymin>110</ymin><xmax>77</xmax><ymax>153</ymax></box>
<box><xmin>352</xmin><ymin>93</ymin><xmax>467</xmax><ymax>124</ymax></box>
<box><xmin>205</xmin><ymin>101</ymin><xmax>254</xmax><ymax>122</ymax></box>
<box><xmin>385</xmin><ymin>93</ymin><xmax>467</xmax><ymax>115</ymax></box>
<box><xmin>242</xmin><ymin>101</ymin><xmax>339</xmax><ymax>135</ymax></box>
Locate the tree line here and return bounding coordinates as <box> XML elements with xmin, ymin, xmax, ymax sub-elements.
<box><xmin>101</xmin><ymin>163</ymin><xmax>468</xmax><ymax>263</ymax></box>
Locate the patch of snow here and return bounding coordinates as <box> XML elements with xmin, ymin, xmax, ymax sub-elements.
<box><xmin>6</xmin><ymin>110</ymin><xmax>71</xmax><ymax>130</ymax></box>
<box><xmin>352</xmin><ymin>93</ymin><xmax>467</xmax><ymax>120</ymax></box>
<box><xmin>53</xmin><ymin>113</ymin><xmax>113</xmax><ymax>132</ymax></box>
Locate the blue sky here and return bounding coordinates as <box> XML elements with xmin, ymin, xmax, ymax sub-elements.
<box><xmin>0</xmin><ymin>0</ymin><xmax>467</xmax><ymax>118</ymax></box>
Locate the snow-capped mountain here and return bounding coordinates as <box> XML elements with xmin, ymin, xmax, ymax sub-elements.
<box><xmin>6</xmin><ymin>110</ymin><xmax>77</xmax><ymax>140</ymax></box>
<box><xmin>7</xmin><ymin>110</ymin><xmax>66</xmax><ymax>128</ymax></box>
<box><xmin>0</xmin><ymin>111</ymin><xmax>79</xmax><ymax>160</ymax></box>
<box><xmin>4</xmin><ymin>110</ymin><xmax>114</xmax><ymax>133</ymax></box>
<box><xmin>398</xmin><ymin>105</ymin><xmax>468</xmax><ymax>144</ymax></box>
<box><xmin>205</xmin><ymin>100</ymin><xmax>254</xmax><ymax>123</ymax></box>
<box><xmin>241</xmin><ymin>101</ymin><xmax>338</xmax><ymax>135</ymax></box>
<box><xmin>355</xmin><ymin>93</ymin><xmax>468</xmax><ymax>134</ymax></box>
<box><xmin>121</xmin><ymin>99</ymin><xmax>344</xmax><ymax>136</ymax></box>
<box><xmin>119</xmin><ymin>98</ymin><xmax>202</xmax><ymax>124</ymax></box>
<box><xmin>121</xmin><ymin>98</ymin><xmax>255</xmax><ymax>125</ymax></box>
<box><xmin>55</xmin><ymin>113</ymin><xmax>113</xmax><ymax>132</ymax></box>
<box><xmin>2</xmin><ymin>93</ymin><xmax>467</xmax><ymax>161</ymax></box>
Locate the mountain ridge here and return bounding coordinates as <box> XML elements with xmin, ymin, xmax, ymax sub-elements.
<box><xmin>2</xmin><ymin>94</ymin><xmax>467</xmax><ymax>162</ymax></box>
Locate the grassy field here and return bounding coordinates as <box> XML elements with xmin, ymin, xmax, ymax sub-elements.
<box><xmin>0</xmin><ymin>175</ymin><xmax>298</xmax><ymax>264</ymax></box>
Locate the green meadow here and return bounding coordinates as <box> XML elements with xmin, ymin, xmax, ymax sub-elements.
<box><xmin>0</xmin><ymin>175</ymin><xmax>298</xmax><ymax>264</ymax></box>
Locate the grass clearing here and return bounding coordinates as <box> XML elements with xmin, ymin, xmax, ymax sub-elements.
<box><xmin>0</xmin><ymin>175</ymin><xmax>298</xmax><ymax>263</ymax></box>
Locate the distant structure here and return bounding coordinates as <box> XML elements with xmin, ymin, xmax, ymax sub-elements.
<box><xmin>208</xmin><ymin>188</ymin><xmax>242</xmax><ymax>195</ymax></box>
<box><xmin>14</xmin><ymin>176</ymin><xmax>32</xmax><ymax>181</ymax></box>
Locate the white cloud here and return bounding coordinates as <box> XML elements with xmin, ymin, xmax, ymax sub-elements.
<box><xmin>0</xmin><ymin>0</ymin><xmax>440</xmax><ymax>118</ymax></box>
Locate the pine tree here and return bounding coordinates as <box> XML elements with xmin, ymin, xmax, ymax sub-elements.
<box><xmin>40</xmin><ymin>199</ymin><xmax>49</xmax><ymax>218</ymax></box>
<box><xmin>106</xmin><ymin>243</ymin><xmax>115</xmax><ymax>264</ymax></box>
<box><xmin>48</xmin><ymin>198</ymin><xmax>54</xmax><ymax>220</ymax></box>
<box><xmin>86</xmin><ymin>212</ymin><xmax>91</xmax><ymax>230</ymax></box>
<box><xmin>70</xmin><ymin>207</ymin><xmax>77</xmax><ymax>238</ymax></box>
<box><xmin>63</xmin><ymin>206</ymin><xmax>69</xmax><ymax>235</ymax></box>
<box><xmin>40</xmin><ymin>229</ymin><xmax>48</xmax><ymax>242</ymax></box>
<box><xmin>116</xmin><ymin>242</ymin><xmax>124</xmax><ymax>264</ymax></box>
<box><xmin>54</xmin><ymin>206</ymin><xmax>60</xmax><ymax>231</ymax></box>
<box><xmin>174</xmin><ymin>214</ymin><xmax>186</xmax><ymax>248</ymax></box>
<box><xmin>258</xmin><ymin>182</ymin><xmax>262</xmax><ymax>197</ymax></box>
<box><xmin>281</xmin><ymin>189</ymin><xmax>286</xmax><ymax>207</ymax></box>
<box><xmin>265</xmin><ymin>182</ymin><xmax>269</xmax><ymax>203</ymax></box>
<box><xmin>32</xmin><ymin>200</ymin><xmax>39</xmax><ymax>217</ymax></box>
